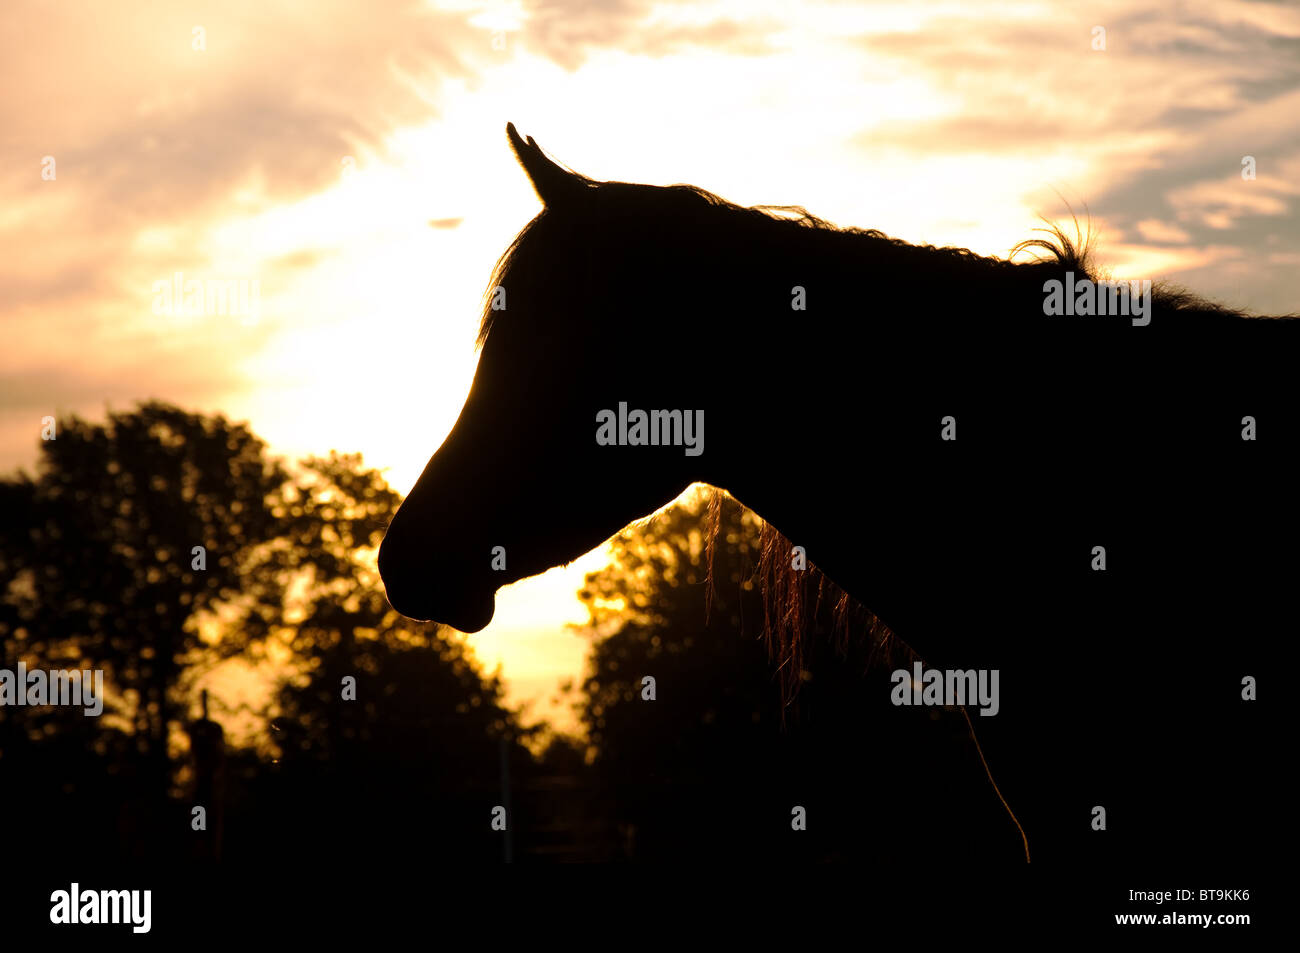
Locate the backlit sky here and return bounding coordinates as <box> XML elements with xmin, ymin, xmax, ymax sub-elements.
<box><xmin>3</xmin><ymin>0</ymin><xmax>1298</xmax><ymax>732</ymax></box>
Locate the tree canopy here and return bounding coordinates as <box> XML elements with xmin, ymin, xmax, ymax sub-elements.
<box><xmin>0</xmin><ymin>402</ymin><xmax>531</xmax><ymax>863</ymax></box>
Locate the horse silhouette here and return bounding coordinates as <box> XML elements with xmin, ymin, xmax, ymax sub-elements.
<box><xmin>378</xmin><ymin>124</ymin><xmax>1294</xmax><ymax>864</ymax></box>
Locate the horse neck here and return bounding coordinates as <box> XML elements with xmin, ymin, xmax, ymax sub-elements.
<box><xmin>696</xmin><ymin>228</ymin><xmax>1137</xmax><ymax>661</ymax></box>
<box><xmin>695</xmin><ymin>240</ymin><xmax>962</xmax><ymax>656</ymax></box>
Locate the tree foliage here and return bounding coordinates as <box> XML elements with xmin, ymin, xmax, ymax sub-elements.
<box><xmin>0</xmin><ymin>402</ymin><xmax>530</xmax><ymax>863</ymax></box>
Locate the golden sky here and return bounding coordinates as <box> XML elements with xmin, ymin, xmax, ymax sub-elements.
<box><xmin>3</xmin><ymin>0</ymin><xmax>1298</xmax><ymax>731</ymax></box>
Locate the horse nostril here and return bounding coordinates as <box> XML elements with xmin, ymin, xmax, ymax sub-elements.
<box><xmin>382</xmin><ymin>573</ymin><xmax>432</xmax><ymax>622</ymax></box>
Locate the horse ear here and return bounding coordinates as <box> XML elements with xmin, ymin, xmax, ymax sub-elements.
<box><xmin>506</xmin><ymin>122</ymin><xmax>586</xmax><ymax>206</ymax></box>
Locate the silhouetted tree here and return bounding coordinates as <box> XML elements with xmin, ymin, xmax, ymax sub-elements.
<box><xmin>0</xmin><ymin>403</ymin><xmax>536</xmax><ymax>864</ymax></box>
<box><xmin>249</xmin><ymin>452</ymin><xmax>534</xmax><ymax>863</ymax></box>
<box><xmin>1</xmin><ymin>403</ymin><xmax>291</xmax><ymax>853</ymax></box>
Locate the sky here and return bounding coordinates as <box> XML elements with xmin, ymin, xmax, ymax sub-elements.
<box><xmin>3</xmin><ymin>0</ymin><xmax>1298</xmax><ymax>732</ymax></box>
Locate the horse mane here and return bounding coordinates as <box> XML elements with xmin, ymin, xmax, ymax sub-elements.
<box><xmin>479</xmin><ymin>177</ymin><xmax>1104</xmax><ymax>351</ymax></box>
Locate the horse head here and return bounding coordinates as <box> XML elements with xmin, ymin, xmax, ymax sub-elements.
<box><xmin>378</xmin><ymin>124</ymin><xmax>721</xmax><ymax>630</ymax></box>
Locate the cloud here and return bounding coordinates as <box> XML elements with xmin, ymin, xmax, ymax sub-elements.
<box><xmin>1135</xmin><ymin>219</ymin><xmax>1191</xmax><ymax>244</ymax></box>
<box><xmin>520</xmin><ymin>0</ymin><xmax>779</xmax><ymax>70</ymax></box>
<box><xmin>0</xmin><ymin>0</ymin><xmax>487</xmax><ymax>312</ymax></box>
<box><xmin>848</xmin><ymin>1</ymin><xmax>1300</xmax><ymax>313</ymax></box>
<box><xmin>0</xmin><ymin>0</ymin><xmax>501</xmax><ymax>474</ymax></box>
